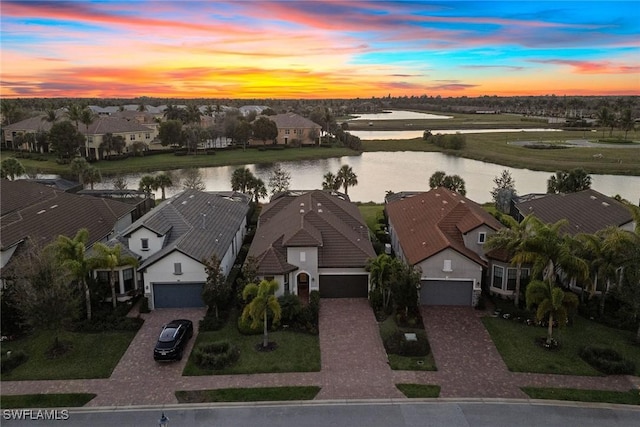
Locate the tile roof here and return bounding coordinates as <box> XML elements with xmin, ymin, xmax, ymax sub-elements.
<box><xmin>267</xmin><ymin>113</ymin><xmax>322</xmax><ymax>129</ymax></box>
<box><xmin>1</xmin><ymin>179</ymin><xmax>135</xmax><ymax>251</ymax></box>
<box><xmin>248</xmin><ymin>190</ymin><xmax>375</xmax><ymax>275</ymax></box>
<box><xmin>2</xmin><ymin>115</ymin><xmax>54</xmax><ymax>133</ymax></box>
<box><xmin>386</xmin><ymin>188</ymin><xmax>503</xmax><ymax>266</ymax></box>
<box><xmin>514</xmin><ymin>189</ymin><xmax>633</xmax><ymax>235</ymax></box>
<box><xmin>83</xmin><ymin>117</ymin><xmax>154</xmax><ymax>135</ymax></box>
<box><xmin>122</xmin><ymin>190</ymin><xmax>250</xmax><ymax>270</ymax></box>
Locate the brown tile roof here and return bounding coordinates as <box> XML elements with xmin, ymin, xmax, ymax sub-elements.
<box><xmin>1</xmin><ymin>180</ymin><xmax>135</xmax><ymax>251</ymax></box>
<box><xmin>2</xmin><ymin>115</ymin><xmax>54</xmax><ymax>133</ymax></box>
<box><xmin>248</xmin><ymin>190</ymin><xmax>375</xmax><ymax>275</ymax></box>
<box><xmin>83</xmin><ymin>117</ymin><xmax>153</xmax><ymax>135</ymax></box>
<box><xmin>514</xmin><ymin>189</ymin><xmax>633</xmax><ymax>235</ymax></box>
<box><xmin>386</xmin><ymin>188</ymin><xmax>503</xmax><ymax>266</ymax></box>
<box><xmin>267</xmin><ymin>113</ymin><xmax>322</xmax><ymax>129</ymax></box>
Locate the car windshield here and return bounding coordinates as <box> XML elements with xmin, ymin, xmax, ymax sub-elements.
<box><xmin>159</xmin><ymin>327</ymin><xmax>179</xmax><ymax>342</ymax></box>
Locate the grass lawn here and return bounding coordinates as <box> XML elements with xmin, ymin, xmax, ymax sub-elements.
<box><xmin>396</xmin><ymin>384</ymin><xmax>441</xmax><ymax>398</ymax></box>
<box><xmin>0</xmin><ymin>393</ymin><xmax>96</xmax><ymax>409</ymax></box>
<box><xmin>357</xmin><ymin>203</ymin><xmax>384</xmax><ymax>233</ymax></box>
<box><xmin>0</xmin><ymin>330</ymin><xmax>137</xmax><ymax>380</ymax></box>
<box><xmin>379</xmin><ymin>315</ymin><xmax>437</xmax><ymax>371</ymax></box>
<box><xmin>175</xmin><ymin>386</ymin><xmax>321</xmax><ymax>403</ymax></box>
<box><xmin>522</xmin><ymin>387</ymin><xmax>640</xmax><ymax>406</ymax></box>
<box><xmin>482</xmin><ymin>315</ymin><xmax>640</xmax><ymax>376</ymax></box>
<box><xmin>183</xmin><ymin>318</ymin><xmax>320</xmax><ymax>375</ymax></box>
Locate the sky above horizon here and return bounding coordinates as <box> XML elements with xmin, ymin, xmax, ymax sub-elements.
<box><xmin>1</xmin><ymin>1</ymin><xmax>639</xmax><ymax>99</ymax></box>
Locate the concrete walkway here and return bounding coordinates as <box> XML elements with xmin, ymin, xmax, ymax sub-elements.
<box><xmin>1</xmin><ymin>302</ymin><xmax>636</xmax><ymax>406</ymax></box>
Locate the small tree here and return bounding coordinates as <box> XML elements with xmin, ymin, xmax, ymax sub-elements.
<box><xmin>252</xmin><ymin>116</ymin><xmax>278</xmax><ymax>145</ymax></box>
<box><xmin>83</xmin><ymin>165</ymin><xmax>101</xmax><ymax>190</ymax></box>
<box><xmin>49</xmin><ymin>121</ymin><xmax>84</xmax><ymax>159</ymax></box>
<box><xmin>321</xmin><ymin>172</ymin><xmax>341</xmax><ymax>191</ymax></box>
<box><xmin>112</xmin><ymin>175</ymin><xmax>128</xmax><ymax>190</ymax></box>
<box><xmin>526</xmin><ymin>280</ymin><xmax>579</xmax><ymax>346</ymax></box>
<box><xmin>155</xmin><ymin>172</ymin><xmax>173</xmax><ymax>200</ymax></box>
<box><xmin>55</xmin><ymin>229</ymin><xmax>92</xmax><ymax>320</ymax></box>
<box><xmin>181</xmin><ymin>168</ymin><xmax>206</xmax><ymax>191</ymax></box>
<box><xmin>428</xmin><ymin>171</ymin><xmax>446</xmax><ymax>189</ymax></box>
<box><xmin>366</xmin><ymin>254</ymin><xmax>394</xmax><ymax>312</ymax></box>
<box><xmin>268</xmin><ymin>165</ymin><xmax>291</xmax><ymax>196</ymax></box>
<box><xmin>547</xmin><ymin>168</ymin><xmax>592</xmax><ymax>194</ymax></box>
<box><xmin>231</xmin><ymin>167</ymin><xmax>256</xmax><ymax>193</ymax></box>
<box><xmin>1</xmin><ymin>157</ymin><xmax>26</xmax><ymax>180</ymax></box>
<box><xmin>70</xmin><ymin>157</ymin><xmax>90</xmax><ymax>186</ymax></box>
<box><xmin>241</xmin><ymin>279</ymin><xmax>282</xmax><ymax>349</ymax></box>
<box><xmin>202</xmin><ymin>254</ymin><xmax>230</xmax><ymax>320</ymax></box>
<box><xmin>158</xmin><ymin>120</ymin><xmax>183</xmax><ymax>147</ymax></box>
<box><xmin>442</xmin><ymin>174</ymin><xmax>466</xmax><ymax>196</ymax></box>
<box><xmin>138</xmin><ymin>174</ymin><xmax>157</xmax><ymax>196</ymax></box>
<box><xmin>491</xmin><ymin>169</ymin><xmax>517</xmax><ymax>213</ymax></box>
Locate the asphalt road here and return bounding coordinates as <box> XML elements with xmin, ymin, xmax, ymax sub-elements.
<box><xmin>3</xmin><ymin>400</ymin><xmax>639</xmax><ymax>427</ymax></box>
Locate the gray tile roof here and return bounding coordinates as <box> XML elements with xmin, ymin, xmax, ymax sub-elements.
<box><xmin>268</xmin><ymin>113</ymin><xmax>322</xmax><ymax>129</ymax></box>
<box><xmin>248</xmin><ymin>190</ymin><xmax>375</xmax><ymax>274</ymax></box>
<box><xmin>123</xmin><ymin>190</ymin><xmax>250</xmax><ymax>270</ymax></box>
<box><xmin>514</xmin><ymin>189</ymin><xmax>633</xmax><ymax>235</ymax></box>
<box><xmin>83</xmin><ymin>117</ymin><xmax>154</xmax><ymax>135</ymax></box>
<box><xmin>1</xmin><ymin>179</ymin><xmax>135</xmax><ymax>251</ymax></box>
<box><xmin>2</xmin><ymin>115</ymin><xmax>54</xmax><ymax>133</ymax></box>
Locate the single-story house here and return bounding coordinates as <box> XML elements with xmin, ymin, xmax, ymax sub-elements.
<box><xmin>247</xmin><ymin>190</ymin><xmax>376</xmax><ymax>300</ymax></box>
<box><xmin>386</xmin><ymin>188</ymin><xmax>503</xmax><ymax>306</ymax></box>
<box><xmin>1</xmin><ymin>179</ymin><xmax>136</xmax><ymax>281</ymax></box>
<box><xmin>121</xmin><ymin>190</ymin><xmax>250</xmax><ymax>309</ymax></box>
<box><xmin>250</xmin><ymin>113</ymin><xmax>321</xmax><ymax>146</ymax></box>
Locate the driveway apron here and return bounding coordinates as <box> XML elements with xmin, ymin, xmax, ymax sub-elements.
<box><xmin>315</xmin><ymin>299</ymin><xmax>403</xmax><ymax>399</ymax></box>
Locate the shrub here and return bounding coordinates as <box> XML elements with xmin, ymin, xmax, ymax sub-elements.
<box><xmin>139</xmin><ymin>297</ymin><xmax>150</xmax><ymax>314</ymax></box>
<box><xmin>237</xmin><ymin>315</ymin><xmax>263</xmax><ymax>335</ymax></box>
<box><xmin>383</xmin><ymin>330</ymin><xmax>430</xmax><ymax>357</ymax></box>
<box><xmin>1</xmin><ymin>349</ymin><xmax>28</xmax><ymax>373</ymax></box>
<box><xmin>199</xmin><ymin>312</ymin><xmax>227</xmax><ymax>331</ymax></box>
<box><xmin>579</xmin><ymin>347</ymin><xmax>636</xmax><ymax>375</ymax></box>
<box><xmin>279</xmin><ymin>294</ymin><xmax>303</xmax><ymax>326</ymax></box>
<box><xmin>193</xmin><ymin>341</ymin><xmax>240</xmax><ymax>370</ymax></box>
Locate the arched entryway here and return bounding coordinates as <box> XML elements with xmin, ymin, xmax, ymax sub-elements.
<box><xmin>297</xmin><ymin>272</ymin><xmax>310</xmax><ymax>302</ymax></box>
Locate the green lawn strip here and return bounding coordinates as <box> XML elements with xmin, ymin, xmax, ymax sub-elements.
<box><xmin>0</xmin><ymin>330</ymin><xmax>137</xmax><ymax>380</ymax></box>
<box><xmin>396</xmin><ymin>384</ymin><xmax>441</xmax><ymax>398</ymax></box>
<box><xmin>183</xmin><ymin>318</ymin><xmax>320</xmax><ymax>375</ymax></box>
<box><xmin>482</xmin><ymin>315</ymin><xmax>640</xmax><ymax>376</ymax></box>
<box><xmin>378</xmin><ymin>316</ymin><xmax>437</xmax><ymax>371</ymax></box>
<box><xmin>14</xmin><ymin>145</ymin><xmax>356</xmax><ymax>176</ymax></box>
<box><xmin>0</xmin><ymin>393</ymin><xmax>97</xmax><ymax>409</ymax></box>
<box><xmin>357</xmin><ymin>203</ymin><xmax>384</xmax><ymax>231</ymax></box>
<box><xmin>521</xmin><ymin>387</ymin><xmax>640</xmax><ymax>406</ymax></box>
<box><xmin>175</xmin><ymin>386</ymin><xmax>320</xmax><ymax>403</ymax></box>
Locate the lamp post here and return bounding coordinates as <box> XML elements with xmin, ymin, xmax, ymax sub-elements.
<box><xmin>159</xmin><ymin>412</ymin><xmax>169</xmax><ymax>427</ymax></box>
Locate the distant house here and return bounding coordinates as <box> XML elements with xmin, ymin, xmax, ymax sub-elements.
<box><xmin>120</xmin><ymin>190</ymin><xmax>250</xmax><ymax>309</ymax></box>
<box><xmin>385</xmin><ymin>188</ymin><xmax>503</xmax><ymax>306</ymax></box>
<box><xmin>250</xmin><ymin>113</ymin><xmax>321</xmax><ymax>146</ymax></box>
<box><xmin>247</xmin><ymin>190</ymin><xmax>375</xmax><ymax>300</ymax></box>
<box><xmin>0</xmin><ymin>179</ymin><xmax>136</xmax><ymax>281</ymax></box>
<box><xmin>2</xmin><ymin>115</ymin><xmax>157</xmax><ymax>159</ymax></box>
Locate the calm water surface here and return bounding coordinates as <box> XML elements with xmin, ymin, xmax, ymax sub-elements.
<box><xmin>99</xmin><ymin>152</ymin><xmax>640</xmax><ymax>204</ymax></box>
<box><xmin>350</xmin><ymin>128</ymin><xmax>563</xmax><ymax>140</ymax></box>
<box><xmin>348</xmin><ymin>110</ymin><xmax>453</xmax><ymax>120</ymax></box>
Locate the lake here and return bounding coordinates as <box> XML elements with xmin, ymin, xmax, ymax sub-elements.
<box><xmin>348</xmin><ymin>110</ymin><xmax>453</xmax><ymax>120</ymax></box>
<box><xmin>97</xmin><ymin>151</ymin><xmax>640</xmax><ymax>205</ymax></box>
<box><xmin>350</xmin><ymin>128</ymin><xmax>563</xmax><ymax>140</ymax></box>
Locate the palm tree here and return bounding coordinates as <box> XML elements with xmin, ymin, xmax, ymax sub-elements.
<box><xmin>42</xmin><ymin>108</ymin><xmax>58</xmax><ymax>124</ymax></box>
<box><xmin>336</xmin><ymin>164</ymin><xmax>358</xmax><ymax>196</ymax></box>
<box><xmin>138</xmin><ymin>174</ymin><xmax>157</xmax><ymax>196</ymax></box>
<box><xmin>1</xmin><ymin>157</ymin><xmax>26</xmax><ymax>180</ymax></box>
<box><xmin>526</xmin><ymin>279</ymin><xmax>579</xmax><ymax>346</ymax></box>
<box><xmin>322</xmin><ymin>172</ymin><xmax>341</xmax><ymax>191</ymax></box>
<box><xmin>185</xmin><ymin>104</ymin><xmax>202</xmax><ymax>125</ymax></box>
<box><xmin>485</xmin><ymin>215</ymin><xmax>536</xmax><ymax>307</ymax></box>
<box><xmin>231</xmin><ymin>167</ymin><xmax>255</xmax><ymax>193</ymax></box>
<box><xmin>619</xmin><ymin>108</ymin><xmax>635</xmax><ymax>140</ymax></box>
<box><xmin>155</xmin><ymin>172</ymin><xmax>173</xmax><ymax>200</ymax></box>
<box><xmin>90</xmin><ymin>243</ymin><xmax>139</xmax><ymax>309</ymax></box>
<box><xmin>366</xmin><ymin>254</ymin><xmax>394</xmax><ymax>311</ymax></box>
<box><xmin>54</xmin><ymin>229</ymin><xmax>92</xmax><ymax>320</ymax></box>
<box><xmin>66</xmin><ymin>104</ymin><xmax>83</xmax><ymax>130</ymax></box>
<box><xmin>70</xmin><ymin>157</ymin><xmax>90</xmax><ymax>186</ymax></box>
<box><xmin>80</xmin><ymin>108</ymin><xmax>95</xmax><ymax>158</ymax></box>
<box><xmin>83</xmin><ymin>165</ymin><xmax>102</xmax><ymax>190</ymax></box>
<box><xmin>241</xmin><ymin>279</ymin><xmax>282</xmax><ymax>348</ymax></box>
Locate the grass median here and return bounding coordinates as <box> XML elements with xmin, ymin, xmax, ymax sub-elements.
<box><xmin>522</xmin><ymin>387</ymin><xmax>640</xmax><ymax>406</ymax></box>
<box><xmin>0</xmin><ymin>393</ymin><xmax>96</xmax><ymax>409</ymax></box>
<box><xmin>175</xmin><ymin>386</ymin><xmax>321</xmax><ymax>403</ymax></box>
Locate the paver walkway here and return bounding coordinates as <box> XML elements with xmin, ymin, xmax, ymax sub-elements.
<box><xmin>1</xmin><ymin>302</ymin><xmax>636</xmax><ymax>405</ymax></box>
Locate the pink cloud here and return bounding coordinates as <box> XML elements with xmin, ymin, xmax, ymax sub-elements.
<box><xmin>530</xmin><ymin>59</ymin><xmax>640</xmax><ymax>74</ymax></box>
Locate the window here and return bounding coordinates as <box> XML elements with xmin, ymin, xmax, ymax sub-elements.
<box><xmin>285</xmin><ymin>129</ymin><xmax>290</xmax><ymax>135</ymax></box>
<box><xmin>443</xmin><ymin>259</ymin><xmax>452</xmax><ymax>272</ymax></box>
<box><xmin>97</xmin><ymin>271</ymin><xmax>109</xmax><ymax>284</ymax></box>
<box><xmin>123</xmin><ymin>268</ymin><xmax>134</xmax><ymax>292</ymax></box>
<box><xmin>88</xmin><ymin>136</ymin><xmax>93</xmax><ymax>143</ymax></box>
<box><xmin>284</xmin><ymin>273</ymin><xmax>290</xmax><ymax>295</ymax></box>
<box><xmin>173</xmin><ymin>263</ymin><xmax>182</xmax><ymax>275</ymax></box>
<box><xmin>145</xmin><ymin>133</ymin><xmax>151</xmax><ymax>139</ymax></box>
<box><xmin>492</xmin><ymin>265</ymin><xmax>504</xmax><ymax>289</ymax></box>
<box><xmin>129</xmin><ymin>134</ymin><xmax>135</xmax><ymax>141</ymax></box>
<box><xmin>506</xmin><ymin>268</ymin><xmax>517</xmax><ymax>291</ymax></box>
<box><xmin>300</xmin><ymin>251</ymin><xmax>306</xmax><ymax>262</ymax></box>
<box><xmin>478</xmin><ymin>232</ymin><xmax>486</xmax><ymax>244</ymax></box>
<box><xmin>141</xmin><ymin>238</ymin><xmax>149</xmax><ymax>251</ymax></box>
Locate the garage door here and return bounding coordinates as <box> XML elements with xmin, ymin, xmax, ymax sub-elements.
<box><xmin>319</xmin><ymin>275</ymin><xmax>369</xmax><ymax>298</ymax></box>
<box><xmin>420</xmin><ymin>280</ymin><xmax>473</xmax><ymax>306</ymax></box>
<box><xmin>153</xmin><ymin>283</ymin><xmax>205</xmax><ymax>308</ymax></box>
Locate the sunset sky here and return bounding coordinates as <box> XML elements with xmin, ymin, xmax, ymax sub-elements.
<box><xmin>1</xmin><ymin>0</ymin><xmax>638</xmax><ymax>99</ymax></box>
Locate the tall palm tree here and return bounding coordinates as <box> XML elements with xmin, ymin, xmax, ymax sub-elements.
<box><xmin>155</xmin><ymin>172</ymin><xmax>173</xmax><ymax>200</ymax></box>
<box><xmin>70</xmin><ymin>157</ymin><xmax>90</xmax><ymax>186</ymax></box>
<box><xmin>336</xmin><ymin>164</ymin><xmax>358</xmax><ymax>196</ymax></box>
<box><xmin>185</xmin><ymin>104</ymin><xmax>202</xmax><ymax>125</ymax></box>
<box><xmin>321</xmin><ymin>172</ymin><xmax>340</xmax><ymax>191</ymax></box>
<box><xmin>241</xmin><ymin>279</ymin><xmax>282</xmax><ymax>348</ymax></box>
<box><xmin>80</xmin><ymin>108</ymin><xmax>95</xmax><ymax>158</ymax></box>
<box><xmin>619</xmin><ymin>108</ymin><xmax>635</xmax><ymax>140</ymax></box>
<box><xmin>231</xmin><ymin>167</ymin><xmax>255</xmax><ymax>193</ymax></box>
<box><xmin>83</xmin><ymin>165</ymin><xmax>102</xmax><ymax>190</ymax></box>
<box><xmin>90</xmin><ymin>243</ymin><xmax>139</xmax><ymax>309</ymax></box>
<box><xmin>54</xmin><ymin>229</ymin><xmax>92</xmax><ymax>320</ymax></box>
<box><xmin>485</xmin><ymin>215</ymin><xmax>536</xmax><ymax>307</ymax></box>
<box><xmin>66</xmin><ymin>104</ymin><xmax>83</xmax><ymax>130</ymax></box>
<box><xmin>575</xmin><ymin>230</ymin><xmax>619</xmax><ymax>306</ymax></box>
<box><xmin>42</xmin><ymin>108</ymin><xmax>58</xmax><ymax>124</ymax></box>
<box><xmin>138</xmin><ymin>174</ymin><xmax>157</xmax><ymax>197</ymax></box>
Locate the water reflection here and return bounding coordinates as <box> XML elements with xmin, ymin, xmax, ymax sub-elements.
<box><xmin>98</xmin><ymin>152</ymin><xmax>639</xmax><ymax>205</ymax></box>
<box><xmin>348</xmin><ymin>110</ymin><xmax>453</xmax><ymax>120</ymax></box>
<box><xmin>350</xmin><ymin>128</ymin><xmax>563</xmax><ymax>140</ymax></box>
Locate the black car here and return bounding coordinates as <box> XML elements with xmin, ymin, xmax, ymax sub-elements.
<box><xmin>153</xmin><ymin>319</ymin><xmax>193</xmax><ymax>362</ymax></box>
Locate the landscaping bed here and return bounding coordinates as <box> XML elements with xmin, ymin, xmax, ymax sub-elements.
<box><xmin>522</xmin><ymin>387</ymin><xmax>640</xmax><ymax>406</ymax></box>
<box><xmin>175</xmin><ymin>386</ymin><xmax>321</xmax><ymax>403</ymax></box>
<box><xmin>0</xmin><ymin>393</ymin><xmax>96</xmax><ymax>409</ymax></box>
<box><xmin>378</xmin><ymin>314</ymin><xmax>436</xmax><ymax>371</ymax></box>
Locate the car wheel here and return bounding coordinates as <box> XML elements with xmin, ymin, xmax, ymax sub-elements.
<box><xmin>177</xmin><ymin>349</ymin><xmax>183</xmax><ymax>361</ymax></box>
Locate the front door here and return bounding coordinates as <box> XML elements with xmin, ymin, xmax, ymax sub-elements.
<box><xmin>297</xmin><ymin>272</ymin><xmax>309</xmax><ymax>302</ymax></box>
